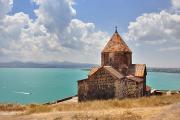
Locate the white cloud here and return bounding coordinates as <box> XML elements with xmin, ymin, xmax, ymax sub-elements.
<box><xmin>33</xmin><ymin>0</ymin><xmax>76</xmax><ymax>33</ymax></box>
<box><xmin>124</xmin><ymin>6</ymin><xmax>180</xmax><ymax>67</ymax></box>
<box><xmin>125</xmin><ymin>11</ymin><xmax>180</xmax><ymax>48</ymax></box>
<box><xmin>0</xmin><ymin>0</ymin><xmax>109</xmax><ymax>63</ymax></box>
<box><xmin>62</xmin><ymin>19</ymin><xmax>108</xmax><ymax>50</ymax></box>
<box><xmin>172</xmin><ymin>0</ymin><xmax>180</xmax><ymax>9</ymax></box>
<box><xmin>0</xmin><ymin>0</ymin><xmax>13</xmax><ymax>19</ymax></box>
<box><xmin>158</xmin><ymin>46</ymin><xmax>180</xmax><ymax>51</ymax></box>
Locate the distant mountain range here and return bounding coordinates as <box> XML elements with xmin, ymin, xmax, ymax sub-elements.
<box><xmin>0</xmin><ymin>61</ymin><xmax>97</xmax><ymax>68</ymax></box>
<box><xmin>0</xmin><ymin>61</ymin><xmax>180</xmax><ymax>73</ymax></box>
<box><xmin>148</xmin><ymin>67</ymin><xmax>180</xmax><ymax>73</ymax></box>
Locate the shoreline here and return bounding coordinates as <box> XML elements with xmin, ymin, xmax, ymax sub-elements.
<box><xmin>1</xmin><ymin>90</ymin><xmax>180</xmax><ymax>105</ymax></box>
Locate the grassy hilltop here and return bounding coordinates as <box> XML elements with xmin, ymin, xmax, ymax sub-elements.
<box><xmin>0</xmin><ymin>94</ymin><xmax>180</xmax><ymax>120</ymax></box>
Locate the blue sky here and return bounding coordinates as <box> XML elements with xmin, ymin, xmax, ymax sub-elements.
<box><xmin>0</xmin><ymin>0</ymin><xmax>180</xmax><ymax>67</ymax></box>
<box><xmin>75</xmin><ymin>0</ymin><xmax>171</xmax><ymax>32</ymax></box>
<box><xmin>10</xmin><ymin>0</ymin><xmax>38</xmax><ymax>18</ymax></box>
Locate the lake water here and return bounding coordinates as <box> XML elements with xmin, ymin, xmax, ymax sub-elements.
<box><xmin>0</xmin><ymin>68</ymin><xmax>180</xmax><ymax>104</ymax></box>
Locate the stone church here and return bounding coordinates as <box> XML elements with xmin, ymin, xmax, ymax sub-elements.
<box><xmin>78</xmin><ymin>28</ymin><xmax>147</xmax><ymax>102</ymax></box>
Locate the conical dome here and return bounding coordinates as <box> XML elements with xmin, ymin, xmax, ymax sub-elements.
<box><xmin>102</xmin><ymin>31</ymin><xmax>131</xmax><ymax>53</ymax></box>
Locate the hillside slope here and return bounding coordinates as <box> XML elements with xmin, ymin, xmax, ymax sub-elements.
<box><xmin>0</xmin><ymin>94</ymin><xmax>180</xmax><ymax>120</ymax></box>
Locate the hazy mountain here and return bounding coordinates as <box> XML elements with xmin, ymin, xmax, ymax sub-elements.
<box><xmin>0</xmin><ymin>61</ymin><xmax>97</xmax><ymax>68</ymax></box>
<box><xmin>0</xmin><ymin>62</ymin><xmax>179</xmax><ymax>73</ymax></box>
<box><xmin>147</xmin><ymin>67</ymin><xmax>180</xmax><ymax>73</ymax></box>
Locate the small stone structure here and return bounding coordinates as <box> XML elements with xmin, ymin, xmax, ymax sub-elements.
<box><xmin>78</xmin><ymin>29</ymin><xmax>148</xmax><ymax>102</ymax></box>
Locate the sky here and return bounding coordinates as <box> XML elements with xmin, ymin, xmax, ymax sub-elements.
<box><xmin>0</xmin><ymin>0</ymin><xmax>180</xmax><ymax>68</ymax></box>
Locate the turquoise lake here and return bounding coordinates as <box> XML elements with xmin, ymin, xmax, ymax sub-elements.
<box><xmin>0</xmin><ymin>68</ymin><xmax>180</xmax><ymax>104</ymax></box>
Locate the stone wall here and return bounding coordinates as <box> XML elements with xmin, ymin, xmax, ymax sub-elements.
<box><xmin>114</xmin><ymin>79</ymin><xmax>125</xmax><ymax>99</ymax></box>
<box><xmin>123</xmin><ymin>78</ymin><xmax>144</xmax><ymax>98</ymax></box>
<box><xmin>78</xmin><ymin>68</ymin><xmax>118</xmax><ymax>101</ymax></box>
<box><xmin>114</xmin><ymin>78</ymin><xmax>144</xmax><ymax>99</ymax></box>
<box><xmin>78</xmin><ymin>78</ymin><xmax>143</xmax><ymax>102</ymax></box>
<box><xmin>78</xmin><ymin>68</ymin><xmax>144</xmax><ymax>102</ymax></box>
<box><xmin>101</xmin><ymin>52</ymin><xmax>132</xmax><ymax>71</ymax></box>
<box><xmin>78</xmin><ymin>79</ymin><xmax>88</xmax><ymax>102</ymax></box>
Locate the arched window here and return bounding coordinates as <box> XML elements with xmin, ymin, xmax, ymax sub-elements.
<box><xmin>109</xmin><ymin>58</ymin><xmax>112</xmax><ymax>65</ymax></box>
<box><xmin>109</xmin><ymin>53</ymin><xmax>114</xmax><ymax>65</ymax></box>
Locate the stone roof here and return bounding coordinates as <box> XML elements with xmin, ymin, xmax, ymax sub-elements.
<box><xmin>126</xmin><ymin>75</ymin><xmax>144</xmax><ymax>83</ymax></box>
<box><xmin>104</xmin><ymin>66</ymin><xmax>124</xmax><ymax>79</ymax></box>
<box><xmin>88</xmin><ymin>66</ymin><xmax>100</xmax><ymax>76</ymax></box>
<box><xmin>102</xmin><ymin>31</ymin><xmax>131</xmax><ymax>53</ymax></box>
<box><xmin>88</xmin><ymin>66</ymin><xmax>124</xmax><ymax>79</ymax></box>
<box><xmin>128</xmin><ymin>64</ymin><xmax>146</xmax><ymax>77</ymax></box>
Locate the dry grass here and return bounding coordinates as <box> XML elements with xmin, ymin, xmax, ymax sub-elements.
<box><xmin>53</xmin><ymin>94</ymin><xmax>180</xmax><ymax>112</ymax></box>
<box><xmin>53</xmin><ymin>116</ymin><xmax>63</xmax><ymax>120</ymax></box>
<box><xmin>120</xmin><ymin>111</ymin><xmax>142</xmax><ymax>120</ymax></box>
<box><xmin>72</xmin><ymin>111</ymin><xmax>142</xmax><ymax>120</ymax></box>
<box><xmin>0</xmin><ymin>104</ymin><xmax>26</xmax><ymax>111</ymax></box>
<box><xmin>25</xmin><ymin>104</ymin><xmax>53</xmax><ymax>114</ymax></box>
<box><xmin>0</xmin><ymin>94</ymin><xmax>180</xmax><ymax>114</ymax></box>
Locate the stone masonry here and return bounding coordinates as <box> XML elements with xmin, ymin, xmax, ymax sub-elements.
<box><xmin>78</xmin><ymin>29</ymin><xmax>147</xmax><ymax>102</ymax></box>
